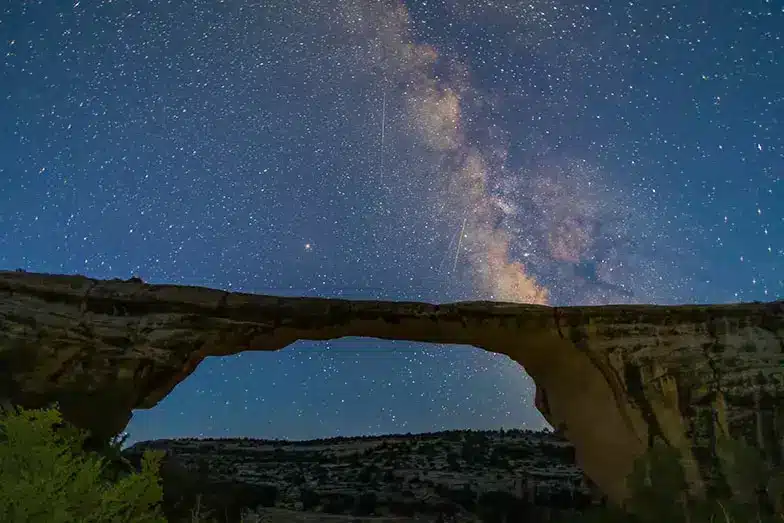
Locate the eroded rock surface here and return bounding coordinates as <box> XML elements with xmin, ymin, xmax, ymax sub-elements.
<box><xmin>0</xmin><ymin>270</ymin><xmax>782</xmax><ymax>505</ymax></box>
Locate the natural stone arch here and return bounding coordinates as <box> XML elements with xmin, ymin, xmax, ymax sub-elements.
<box><xmin>0</xmin><ymin>270</ymin><xmax>782</xmax><ymax>506</ymax></box>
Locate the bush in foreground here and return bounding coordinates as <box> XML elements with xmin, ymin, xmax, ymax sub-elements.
<box><xmin>569</xmin><ymin>436</ymin><xmax>784</xmax><ymax>523</ymax></box>
<box><xmin>0</xmin><ymin>404</ymin><xmax>166</xmax><ymax>523</ymax></box>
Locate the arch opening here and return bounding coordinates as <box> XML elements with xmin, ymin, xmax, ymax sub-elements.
<box><xmin>127</xmin><ymin>338</ymin><xmax>549</xmax><ymax>445</ymax></box>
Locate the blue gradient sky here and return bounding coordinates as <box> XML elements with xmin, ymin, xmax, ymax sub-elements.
<box><xmin>1</xmin><ymin>0</ymin><xmax>781</xmax><ymax>443</ymax></box>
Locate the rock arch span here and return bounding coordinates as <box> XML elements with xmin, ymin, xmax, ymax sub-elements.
<box><xmin>0</xmin><ymin>270</ymin><xmax>782</xmax><ymax>505</ymax></box>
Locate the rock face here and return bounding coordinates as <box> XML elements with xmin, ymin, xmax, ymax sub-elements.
<box><xmin>0</xmin><ymin>270</ymin><xmax>782</xmax><ymax>505</ymax></box>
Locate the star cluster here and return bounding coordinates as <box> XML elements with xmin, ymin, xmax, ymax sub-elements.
<box><xmin>0</xmin><ymin>0</ymin><xmax>781</xmax><ymax>443</ymax></box>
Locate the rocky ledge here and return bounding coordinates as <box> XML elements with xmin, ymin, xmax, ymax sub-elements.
<box><xmin>0</xmin><ymin>270</ymin><xmax>782</xmax><ymax>505</ymax></box>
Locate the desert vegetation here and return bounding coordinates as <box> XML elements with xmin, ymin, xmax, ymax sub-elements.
<box><xmin>0</xmin><ymin>404</ymin><xmax>166</xmax><ymax>522</ymax></box>
<box><xmin>1</xmin><ymin>404</ymin><xmax>783</xmax><ymax>522</ymax></box>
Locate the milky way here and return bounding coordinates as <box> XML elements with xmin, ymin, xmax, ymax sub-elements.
<box><xmin>330</xmin><ymin>0</ymin><xmax>684</xmax><ymax>306</ymax></box>
<box><xmin>0</xmin><ymin>0</ymin><xmax>780</xmax><ymax>442</ymax></box>
<box><xmin>358</xmin><ymin>2</ymin><xmax>553</xmax><ymax>303</ymax></box>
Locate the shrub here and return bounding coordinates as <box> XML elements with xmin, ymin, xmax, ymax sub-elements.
<box><xmin>569</xmin><ymin>435</ymin><xmax>784</xmax><ymax>523</ymax></box>
<box><xmin>0</xmin><ymin>404</ymin><xmax>166</xmax><ymax>523</ymax></box>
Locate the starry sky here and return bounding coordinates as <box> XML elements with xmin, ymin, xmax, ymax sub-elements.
<box><xmin>0</xmin><ymin>0</ymin><xmax>781</xmax><ymax>444</ymax></box>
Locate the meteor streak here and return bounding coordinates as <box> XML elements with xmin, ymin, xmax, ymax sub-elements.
<box><xmin>380</xmin><ymin>88</ymin><xmax>386</xmax><ymax>185</ymax></box>
<box><xmin>452</xmin><ymin>213</ymin><xmax>468</xmax><ymax>273</ymax></box>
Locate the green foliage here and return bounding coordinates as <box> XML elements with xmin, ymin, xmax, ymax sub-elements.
<box><xmin>300</xmin><ymin>488</ymin><xmax>320</xmax><ymax>511</ymax></box>
<box><xmin>0</xmin><ymin>404</ymin><xmax>166</xmax><ymax>523</ymax></box>
<box><xmin>354</xmin><ymin>491</ymin><xmax>378</xmax><ymax>516</ymax></box>
<box><xmin>568</xmin><ymin>434</ymin><xmax>784</xmax><ymax>523</ymax></box>
<box><xmin>717</xmin><ymin>434</ymin><xmax>773</xmax><ymax>504</ymax></box>
<box><xmin>626</xmin><ymin>437</ymin><xmax>690</xmax><ymax>522</ymax></box>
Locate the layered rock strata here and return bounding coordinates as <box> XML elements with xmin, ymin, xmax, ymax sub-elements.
<box><xmin>0</xmin><ymin>270</ymin><xmax>782</xmax><ymax>504</ymax></box>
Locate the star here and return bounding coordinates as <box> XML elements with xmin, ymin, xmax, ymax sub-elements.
<box><xmin>0</xmin><ymin>0</ymin><xmax>779</xmax><ymax>443</ymax></box>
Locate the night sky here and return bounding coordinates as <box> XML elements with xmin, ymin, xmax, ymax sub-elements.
<box><xmin>1</xmin><ymin>0</ymin><xmax>781</xmax><ymax>444</ymax></box>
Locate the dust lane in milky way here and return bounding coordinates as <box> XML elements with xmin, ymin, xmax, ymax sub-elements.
<box><xmin>0</xmin><ymin>0</ymin><xmax>780</xmax><ymax>442</ymax></box>
<box><xmin>331</xmin><ymin>0</ymin><xmax>679</xmax><ymax>306</ymax></box>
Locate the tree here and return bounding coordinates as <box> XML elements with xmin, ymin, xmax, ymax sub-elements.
<box><xmin>566</xmin><ymin>435</ymin><xmax>784</xmax><ymax>523</ymax></box>
<box><xmin>625</xmin><ymin>438</ymin><xmax>690</xmax><ymax>522</ymax></box>
<box><xmin>300</xmin><ymin>488</ymin><xmax>320</xmax><ymax>511</ymax></box>
<box><xmin>0</xmin><ymin>404</ymin><xmax>165</xmax><ymax>523</ymax></box>
<box><xmin>354</xmin><ymin>492</ymin><xmax>377</xmax><ymax>516</ymax></box>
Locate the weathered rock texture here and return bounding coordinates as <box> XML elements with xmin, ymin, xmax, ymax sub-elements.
<box><xmin>0</xmin><ymin>270</ymin><xmax>782</xmax><ymax>505</ymax></box>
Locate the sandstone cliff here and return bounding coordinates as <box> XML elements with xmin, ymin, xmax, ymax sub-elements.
<box><xmin>0</xmin><ymin>270</ymin><xmax>782</xmax><ymax>505</ymax></box>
